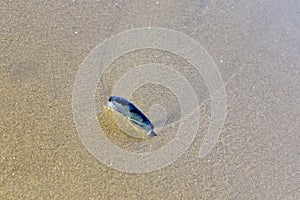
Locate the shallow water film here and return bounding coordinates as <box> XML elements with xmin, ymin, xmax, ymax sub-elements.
<box><xmin>1</xmin><ymin>0</ymin><xmax>299</xmax><ymax>199</ymax></box>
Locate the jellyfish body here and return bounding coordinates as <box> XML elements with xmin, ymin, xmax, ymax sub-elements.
<box><xmin>107</xmin><ymin>96</ymin><xmax>157</xmax><ymax>137</ymax></box>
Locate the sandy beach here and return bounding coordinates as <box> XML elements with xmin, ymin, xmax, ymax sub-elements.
<box><xmin>1</xmin><ymin>0</ymin><xmax>299</xmax><ymax>199</ymax></box>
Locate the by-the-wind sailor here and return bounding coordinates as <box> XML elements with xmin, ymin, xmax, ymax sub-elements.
<box><xmin>106</xmin><ymin>96</ymin><xmax>157</xmax><ymax>137</ymax></box>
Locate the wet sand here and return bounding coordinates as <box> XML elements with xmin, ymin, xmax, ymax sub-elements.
<box><xmin>1</xmin><ymin>0</ymin><xmax>299</xmax><ymax>199</ymax></box>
